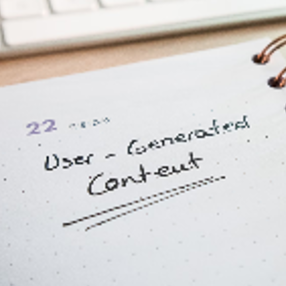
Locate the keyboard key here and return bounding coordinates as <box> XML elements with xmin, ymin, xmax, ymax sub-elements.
<box><xmin>0</xmin><ymin>0</ymin><xmax>45</xmax><ymax>19</ymax></box>
<box><xmin>50</xmin><ymin>0</ymin><xmax>97</xmax><ymax>13</ymax></box>
<box><xmin>100</xmin><ymin>0</ymin><xmax>144</xmax><ymax>8</ymax></box>
<box><xmin>2</xmin><ymin>5</ymin><xmax>175</xmax><ymax>46</ymax></box>
<box><xmin>1</xmin><ymin>1</ymin><xmax>207</xmax><ymax>47</ymax></box>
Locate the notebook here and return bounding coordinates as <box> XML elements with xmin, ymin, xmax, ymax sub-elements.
<box><xmin>1</xmin><ymin>38</ymin><xmax>286</xmax><ymax>286</ymax></box>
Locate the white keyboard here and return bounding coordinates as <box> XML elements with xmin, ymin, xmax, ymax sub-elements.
<box><xmin>0</xmin><ymin>0</ymin><xmax>286</xmax><ymax>58</ymax></box>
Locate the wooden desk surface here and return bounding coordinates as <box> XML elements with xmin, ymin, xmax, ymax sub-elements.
<box><xmin>0</xmin><ymin>21</ymin><xmax>286</xmax><ymax>87</ymax></box>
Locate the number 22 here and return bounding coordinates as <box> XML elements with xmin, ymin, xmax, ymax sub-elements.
<box><xmin>26</xmin><ymin>119</ymin><xmax>57</xmax><ymax>136</ymax></box>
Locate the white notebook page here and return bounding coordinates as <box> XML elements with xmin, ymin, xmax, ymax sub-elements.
<box><xmin>1</xmin><ymin>39</ymin><xmax>286</xmax><ymax>286</ymax></box>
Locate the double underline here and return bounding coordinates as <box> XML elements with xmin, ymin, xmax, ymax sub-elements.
<box><xmin>63</xmin><ymin>175</ymin><xmax>226</xmax><ymax>231</ymax></box>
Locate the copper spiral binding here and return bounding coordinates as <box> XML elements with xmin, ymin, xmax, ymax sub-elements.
<box><xmin>253</xmin><ymin>34</ymin><xmax>286</xmax><ymax>88</ymax></box>
<box><xmin>268</xmin><ymin>67</ymin><xmax>286</xmax><ymax>88</ymax></box>
<box><xmin>253</xmin><ymin>34</ymin><xmax>286</xmax><ymax>64</ymax></box>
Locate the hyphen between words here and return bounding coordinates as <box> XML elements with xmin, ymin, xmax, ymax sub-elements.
<box><xmin>44</xmin><ymin>115</ymin><xmax>250</xmax><ymax>171</ymax></box>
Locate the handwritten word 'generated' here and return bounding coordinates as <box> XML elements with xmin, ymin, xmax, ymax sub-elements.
<box><xmin>128</xmin><ymin>115</ymin><xmax>250</xmax><ymax>156</ymax></box>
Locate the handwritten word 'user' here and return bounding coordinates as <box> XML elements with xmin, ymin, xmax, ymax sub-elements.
<box><xmin>127</xmin><ymin>115</ymin><xmax>250</xmax><ymax>156</ymax></box>
<box><xmin>45</xmin><ymin>154</ymin><xmax>94</xmax><ymax>171</ymax></box>
<box><xmin>87</xmin><ymin>152</ymin><xmax>202</xmax><ymax>196</ymax></box>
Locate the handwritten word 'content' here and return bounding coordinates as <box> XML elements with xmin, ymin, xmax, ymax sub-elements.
<box><xmin>127</xmin><ymin>115</ymin><xmax>250</xmax><ymax>156</ymax></box>
<box><xmin>87</xmin><ymin>152</ymin><xmax>203</xmax><ymax>196</ymax></box>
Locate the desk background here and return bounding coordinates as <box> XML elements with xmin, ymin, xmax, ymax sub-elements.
<box><xmin>0</xmin><ymin>20</ymin><xmax>286</xmax><ymax>87</ymax></box>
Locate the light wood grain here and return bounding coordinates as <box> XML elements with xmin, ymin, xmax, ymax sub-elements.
<box><xmin>0</xmin><ymin>21</ymin><xmax>286</xmax><ymax>87</ymax></box>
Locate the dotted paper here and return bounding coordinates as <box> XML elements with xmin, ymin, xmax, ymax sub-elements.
<box><xmin>1</xmin><ymin>39</ymin><xmax>286</xmax><ymax>286</ymax></box>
